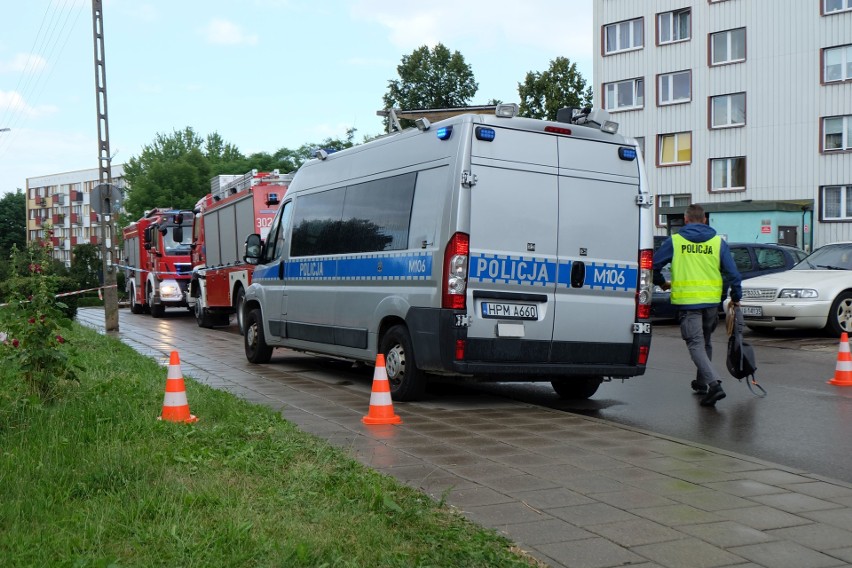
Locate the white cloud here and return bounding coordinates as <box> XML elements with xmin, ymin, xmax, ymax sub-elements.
<box><xmin>0</xmin><ymin>128</ymin><xmax>94</xmax><ymax>195</ymax></box>
<box><xmin>0</xmin><ymin>90</ymin><xmax>58</xmax><ymax>119</ymax></box>
<box><xmin>0</xmin><ymin>53</ymin><xmax>47</xmax><ymax>74</ymax></box>
<box><xmin>201</xmin><ymin>19</ymin><xmax>260</xmax><ymax>46</ymax></box>
<box><xmin>350</xmin><ymin>0</ymin><xmax>592</xmax><ymax>57</ymax></box>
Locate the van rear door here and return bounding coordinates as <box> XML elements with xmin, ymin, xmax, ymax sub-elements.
<box><xmin>466</xmin><ymin>127</ymin><xmax>559</xmax><ymax>362</ymax></box>
<box><xmin>552</xmin><ymin>137</ymin><xmax>641</xmax><ymax>363</ymax></box>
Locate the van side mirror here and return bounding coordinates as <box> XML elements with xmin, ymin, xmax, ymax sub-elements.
<box><xmin>244</xmin><ymin>233</ymin><xmax>262</xmax><ymax>264</ymax></box>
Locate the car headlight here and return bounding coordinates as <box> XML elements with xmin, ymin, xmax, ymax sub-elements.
<box><xmin>778</xmin><ymin>288</ymin><xmax>818</xmax><ymax>299</ymax></box>
<box><xmin>160</xmin><ymin>284</ymin><xmax>178</xmax><ymax>296</ymax></box>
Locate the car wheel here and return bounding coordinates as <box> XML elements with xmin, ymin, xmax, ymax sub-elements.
<box><xmin>551</xmin><ymin>376</ymin><xmax>603</xmax><ymax>400</ymax></box>
<box><xmin>235</xmin><ymin>286</ymin><xmax>246</xmax><ymax>335</ymax></box>
<box><xmin>826</xmin><ymin>291</ymin><xmax>852</xmax><ymax>337</ymax></box>
<box><xmin>379</xmin><ymin>325</ymin><xmax>426</xmax><ymax>402</ymax></box>
<box><xmin>245</xmin><ymin>308</ymin><xmax>273</xmax><ymax>364</ymax></box>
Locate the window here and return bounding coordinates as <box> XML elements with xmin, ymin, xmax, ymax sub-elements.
<box><xmin>824</xmin><ymin>115</ymin><xmax>852</xmax><ymax>151</ymax></box>
<box><xmin>604</xmin><ymin>78</ymin><xmax>644</xmax><ymax>111</ymax></box>
<box><xmin>824</xmin><ymin>0</ymin><xmax>852</xmax><ymax>14</ymax></box>
<box><xmin>291</xmin><ymin>173</ymin><xmax>417</xmax><ymax>257</ymax></box>
<box><xmin>658</xmin><ymin>70</ymin><xmax>691</xmax><ymax>105</ymax></box>
<box><xmin>822</xmin><ymin>185</ymin><xmax>852</xmax><ymax>220</ymax></box>
<box><xmin>729</xmin><ymin>247</ymin><xmax>754</xmax><ymax>272</ymax></box>
<box><xmin>658</xmin><ymin>132</ymin><xmax>692</xmax><ymax>165</ymax></box>
<box><xmin>658</xmin><ymin>9</ymin><xmax>690</xmax><ymax>44</ymax></box>
<box><xmin>710</xmin><ymin>93</ymin><xmax>746</xmax><ymax>128</ymax></box>
<box><xmin>710</xmin><ymin>28</ymin><xmax>746</xmax><ymax>65</ymax></box>
<box><xmin>656</xmin><ymin>193</ymin><xmax>690</xmax><ymax>226</ymax></box>
<box><xmin>824</xmin><ymin>45</ymin><xmax>852</xmax><ymax>83</ymax></box>
<box><xmin>755</xmin><ymin>247</ymin><xmax>787</xmax><ymax>270</ymax></box>
<box><xmin>604</xmin><ymin>18</ymin><xmax>643</xmax><ymax>54</ymax></box>
<box><xmin>710</xmin><ymin>157</ymin><xmax>746</xmax><ymax>191</ymax></box>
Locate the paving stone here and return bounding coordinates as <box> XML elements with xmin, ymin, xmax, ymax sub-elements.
<box><xmin>548</xmin><ymin>502</ymin><xmax>639</xmax><ymax>527</ymax></box>
<box><xmin>536</xmin><ymin>537</ymin><xmax>644</xmax><ymax>568</ymax></box>
<box><xmin>745</xmin><ymin>469</ymin><xmax>817</xmax><ymax>485</ymax></box>
<box><xmin>703</xmin><ymin>479</ymin><xmax>790</xmax><ymax>497</ymax></box>
<box><xmin>499</xmin><ymin>518</ymin><xmax>595</xmax><ymax>546</ymax></box>
<box><xmin>480</xmin><ymin>474</ymin><xmax>560</xmax><ymax>494</ymax></box>
<box><xmin>751</xmin><ymin>492</ymin><xmax>844</xmax><ymax>513</ymax></box>
<box><xmin>730</xmin><ymin>540</ymin><xmax>847</xmax><ymax>568</ymax></box>
<box><xmin>802</xmin><ymin>507</ymin><xmax>852</xmax><ymax>531</ymax></box>
<box><xmin>717</xmin><ymin>505</ymin><xmax>813</xmax><ymax>530</ymax></box>
<box><xmin>441</xmin><ymin>484</ymin><xmax>514</xmax><ymax>508</ymax></box>
<box><xmin>677</xmin><ymin>521</ymin><xmax>777</xmax><ymax>548</ymax></box>
<box><xmin>588</xmin><ymin>488</ymin><xmax>678</xmax><ymax>510</ymax></box>
<box><xmin>767</xmin><ymin>522</ymin><xmax>852</xmax><ymax>551</ymax></box>
<box><xmin>780</xmin><ymin>481</ymin><xmax>852</xmax><ymax>500</ymax></box>
<box><xmin>462</xmin><ymin>501</ymin><xmax>550</xmax><ymax>526</ymax></box>
<box><xmin>633</xmin><ymin>504</ymin><xmax>724</xmax><ymax>526</ymax></box>
<box><xmin>632</xmin><ymin>536</ymin><xmax>746</xmax><ymax>568</ymax></box>
<box><xmin>667</xmin><ymin>488</ymin><xmax>756</xmax><ymax>511</ymax></box>
<box><xmin>586</xmin><ymin>518</ymin><xmax>684</xmax><ymax>547</ymax></box>
<box><xmin>513</xmin><ymin>487</ymin><xmax>595</xmax><ymax>510</ymax></box>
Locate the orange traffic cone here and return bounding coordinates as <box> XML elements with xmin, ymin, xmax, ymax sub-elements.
<box><xmin>362</xmin><ymin>354</ymin><xmax>402</xmax><ymax>425</ymax></box>
<box><xmin>159</xmin><ymin>350</ymin><xmax>199</xmax><ymax>423</ymax></box>
<box><xmin>828</xmin><ymin>332</ymin><xmax>852</xmax><ymax>386</ymax></box>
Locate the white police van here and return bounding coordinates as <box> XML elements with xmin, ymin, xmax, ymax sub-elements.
<box><xmin>242</xmin><ymin>105</ymin><xmax>655</xmax><ymax>401</ymax></box>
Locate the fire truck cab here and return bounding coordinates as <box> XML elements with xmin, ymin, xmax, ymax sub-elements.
<box><xmin>123</xmin><ymin>208</ymin><xmax>193</xmax><ymax>317</ymax></box>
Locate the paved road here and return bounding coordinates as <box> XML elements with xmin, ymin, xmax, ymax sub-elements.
<box><xmin>78</xmin><ymin>308</ymin><xmax>852</xmax><ymax>568</ymax></box>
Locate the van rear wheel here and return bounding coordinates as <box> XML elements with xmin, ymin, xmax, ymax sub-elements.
<box><xmin>380</xmin><ymin>325</ymin><xmax>426</xmax><ymax>402</ymax></box>
<box><xmin>245</xmin><ymin>308</ymin><xmax>273</xmax><ymax>364</ymax></box>
<box><xmin>130</xmin><ymin>285</ymin><xmax>144</xmax><ymax>314</ymax></box>
<box><xmin>551</xmin><ymin>376</ymin><xmax>603</xmax><ymax>400</ymax></box>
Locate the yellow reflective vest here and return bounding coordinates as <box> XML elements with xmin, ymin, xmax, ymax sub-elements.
<box><xmin>670</xmin><ymin>234</ymin><xmax>723</xmax><ymax>305</ymax></box>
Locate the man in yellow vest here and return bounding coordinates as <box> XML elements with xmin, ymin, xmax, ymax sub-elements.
<box><xmin>653</xmin><ymin>204</ymin><xmax>742</xmax><ymax>407</ymax></box>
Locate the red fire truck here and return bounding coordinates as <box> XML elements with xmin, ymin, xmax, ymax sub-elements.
<box><xmin>187</xmin><ymin>169</ymin><xmax>291</xmax><ymax>331</ymax></box>
<box><xmin>123</xmin><ymin>208</ymin><xmax>194</xmax><ymax>317</ymax></box>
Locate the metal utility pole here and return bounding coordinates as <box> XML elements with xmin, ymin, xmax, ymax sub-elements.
<box><xmin>92</xmin><ymin>0</ymin><xmax>119</xmax><ymax>331</ymax></box>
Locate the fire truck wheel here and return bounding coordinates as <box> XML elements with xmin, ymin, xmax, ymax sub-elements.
<box><xmin>379</xmin><ymin>325</ymin><xmax>426</xmax><ymax>402</ymax></box>
<box><xmin>194</xmin><ymin>297</ymin><xmax>216</xmax><ymax>328</ymax></box>
<box><xmin>148</xmin><ymin>287</ymin><xmax>165</xmax><ymax>318</ymax></box>
<box><xmin>235</xmin><ymin>287</ymin><xmax>246</xmax><ymax>335</ymax></box>
<box><xmin>130</xmin><ymin>285</ymin><xmax>144</xmax><ymax>314</ymax></box>
<box><xmin>245</xmin><ymin>308</ymin><xmax>273</xmax><ymax>364</ymax></box>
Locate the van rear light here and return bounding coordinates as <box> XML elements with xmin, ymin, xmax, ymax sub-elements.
<box><xmin>638</xmin><ymin>345</ymin><xmax>649</xmax><ymax>365</ymax></box>
<box><xmin>544</xmin><ymin>126</ymin><xmax>572</xmax><ymax>135</ymax></box>
<box><xmin>636</xmin><ymin>249</ymin><xmax>653</xmax><ymax>320</ymax></box>
<box><xmin>443</xmin><ymin>232</ymin><xmax>469</xmax><ymax>309</ymax></box>
<box><xmin>455</xmin><ymin>339</ymin><xmax>465</xmax><ymax>360</ymax></box>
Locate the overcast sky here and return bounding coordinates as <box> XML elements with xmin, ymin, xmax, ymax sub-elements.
<box><xmin>0</xmin><ymin>0</ymin><xmax>593</xmax><ymax>196</ymax></box>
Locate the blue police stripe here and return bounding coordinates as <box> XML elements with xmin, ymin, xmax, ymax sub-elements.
<box><xmin>584</xmin><ymin>262</ymin><xmax>637</xmax><ymax>291</ymax></box>
<box><xmin>469</xmin><ymin>253</ymin><xmax>554</xmax><ymax>287</ymax></box>
<box><xmin>284</xmin><ymin>252</ymin><xmax>433</xmax><ymax>280</ymax></box>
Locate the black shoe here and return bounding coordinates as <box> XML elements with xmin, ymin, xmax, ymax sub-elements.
<box><xmin>691</xmin><ymin>380</ymin><xmax>708</xmax><ymax>395</ymax></box>
<box><xmin>700</xmin><ymin>381</ymin><xmax>726</xmax><ymax>407</ymax></box>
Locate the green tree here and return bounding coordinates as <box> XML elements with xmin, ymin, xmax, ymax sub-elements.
<box><xmin>122</xmin><ymin>127</ymin><xmax>246</xmax><ymax>222</ymax></box>
<box><xmin>517</xmin><ymin>57</ymin><xmax>593</xmax><ymax>121</ymax></box>
<box><xmin>70</xmin><ymin>243</ymin><xmax>102</xmax><ymax>290</ymax></box>
<box><xmin>382</xmin><ymin>44</ymin><xmax>478</xmax><ymax>129</ymax></box>
<box><xmin>0</xmin><ymin>189</ymin><xmax>26</xmax><ymax>259</ymax></box>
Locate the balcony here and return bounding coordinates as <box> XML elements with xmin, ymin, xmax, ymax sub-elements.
<box><xmin>70</xmin><ymin>236</ymin><xmax>78</xmax><ymax>246</ymax></box>
<box><xmin>71</xmin><ymin>213</ymin><xmax>80</xmax><ymax>224</ymax></box>
<box><xmin>34</xmin><ymin>216</ymin><xmax>42</xmax><ymax>226</ymax></box>
<box><xmin>52</xmin><ymin>213</ymin><xmax>65</xmax><ymax>224</ymax></box>
<box><xmin>51</xmin><ymin>237</ymin><xmax>60</xmax><ymax>247</ymax></box>
<box><xmin>90</xmin><ymin>236</ymin><xmax>98</xmax><ymax>244</ymax></box>
<box><xmin>73</xmin><ymin>191</ymin><xmax>83</xmax><ymax>202</ymax></box>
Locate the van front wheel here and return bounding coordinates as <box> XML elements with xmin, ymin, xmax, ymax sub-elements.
<box><xmin>245</xmin><ymin>308</ymin><xmax>273</xmax><ymax>364</ymax></box>
<box><xmin>551</xmin><ymin>376</ymin><xmax>603</xmax><ymax>400</ymax></box>
<box><xmin>380</xmin><ymin>325</ymin><xmax>426</xmax><ymax>402</ymax></box>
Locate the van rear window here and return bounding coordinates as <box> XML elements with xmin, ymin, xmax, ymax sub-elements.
<box><xmin>291</xmin><ymin>172</ymin><xmax>416</xmax><ymax>256</ymax></box>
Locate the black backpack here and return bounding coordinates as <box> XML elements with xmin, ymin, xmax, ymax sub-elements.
<box><xmin>726</xmin><ymin>304</ymin><xmax>766</xmax><ymax>395</ymax></box>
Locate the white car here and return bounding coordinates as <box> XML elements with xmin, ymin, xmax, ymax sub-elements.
<box><xmin>737</xmin><ymin>242</ymin><xmax>852</xmax><ymax>336</ymax></box>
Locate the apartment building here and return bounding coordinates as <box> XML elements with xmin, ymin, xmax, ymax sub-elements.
<box><xmin>593</xmin><ymin>0</ymin><xmax>852</xmax><ymax>250</ymax></box>
<box><xmin>26</xmin><ymin>165</ymin><xmax>125</xmax><ymax>267</ymax></box>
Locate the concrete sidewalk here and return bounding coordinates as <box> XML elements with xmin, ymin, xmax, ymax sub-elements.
<box><xmin>78</xmin><ymin>308</ymin><xmax>852</xmax><ymax>568</ymax></box>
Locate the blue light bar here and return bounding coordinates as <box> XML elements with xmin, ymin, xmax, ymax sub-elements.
<box><xmin>436</xmin><ymin>126</ymin><xmax>453</xmax><ymax>140</ymax></box>
<box><xmin>475</xmin><ymin>127</ymin><xmax>496</xmax><ymax>141</ymax></box>
<box><xmin>618</xmin><ymin>147</ymin><xmax>637</xmax><ymax>161</ymax></box>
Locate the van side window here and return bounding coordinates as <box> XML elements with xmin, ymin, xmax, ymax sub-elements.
<box><xmin>291</xmin><ymin>172</ymin><xmax>417</xmax><ymax>257</ymax></box>
<box><xmin>262</xmin><ymin>201</ymin><xmax>292</xmax><ymax>263</ymax></box>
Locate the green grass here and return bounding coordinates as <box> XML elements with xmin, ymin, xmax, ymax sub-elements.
<box><xmin>0</xmin><ymin>324</ymin><xmax>542</xmax><ymax>568</ymax></box>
